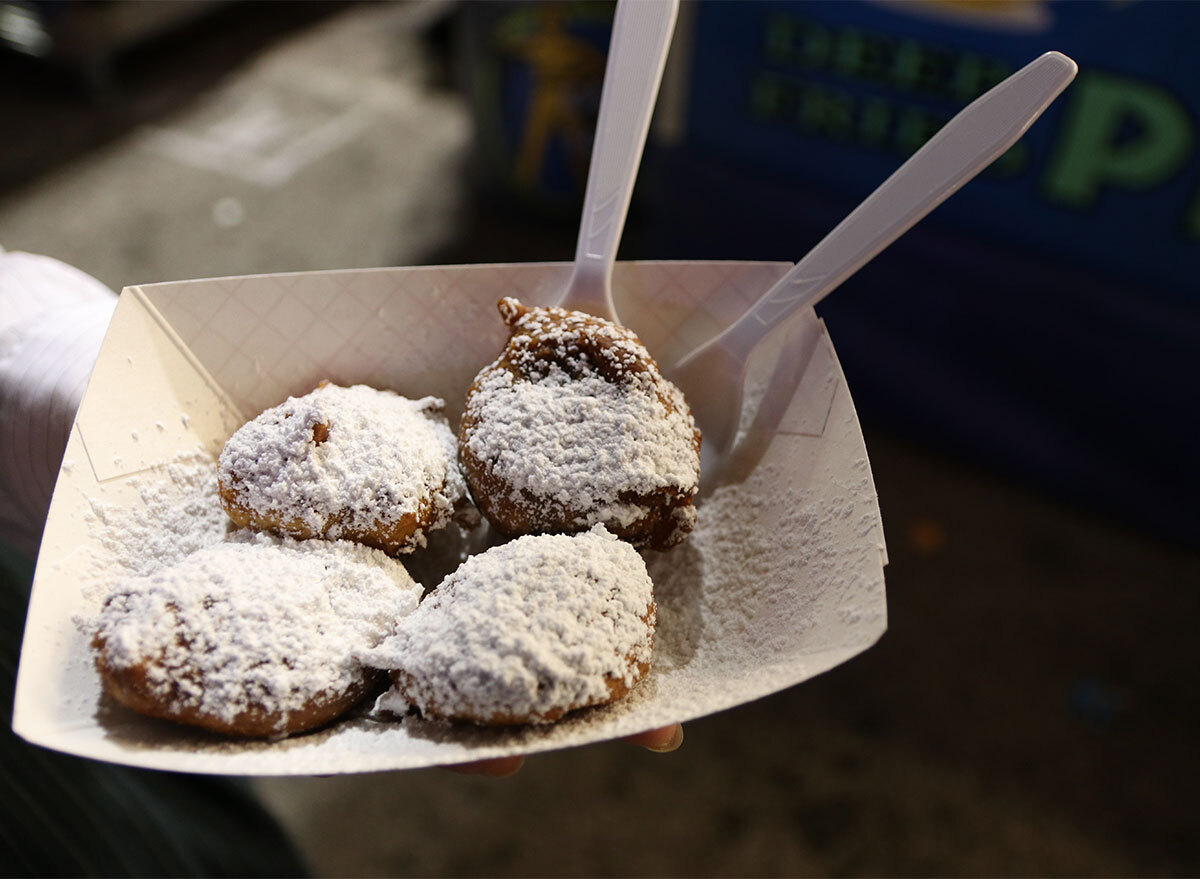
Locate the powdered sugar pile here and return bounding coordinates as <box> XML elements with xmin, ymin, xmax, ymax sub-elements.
<box><xmin>461</xmin><ymin>301</ymin><xmax>699</xmax><ymax>533</ymax></box>
<box><xmin>218</xmin><ymin>384</ymin><xmax>465</xmax><ymax>549</ymax></box>
<box><xmin>78</xmin><ymin>449</ymin><xmax>232</xmax><ymax>598</ymax></box>
<box><xmin>646</xmin><ymin>454</ymin><xmax>884</xmax><ymax>681</ymax></box>
<box><xmin>361</xmin><ymin>525</ymin><xmax>654</xmax><ymax>724</ymax></box>
<box><xmin>93</xmin><ymin>532</ymin><xmax>421</xmax><ymax>731</ymax></box>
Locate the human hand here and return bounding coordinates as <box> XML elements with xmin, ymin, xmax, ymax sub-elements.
<box><xmin>444</xmin><ymin>723</ymin><xmax>684</xmax><ymax>778</ymax></box>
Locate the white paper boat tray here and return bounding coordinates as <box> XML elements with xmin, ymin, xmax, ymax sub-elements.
<box><xmin>13</xmin><ymin>261</ymin><xmax>887</xmax><ymax>775</ymax></box>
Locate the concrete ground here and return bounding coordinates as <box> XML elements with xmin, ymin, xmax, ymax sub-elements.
<box><xmin>2</xmin><ymin>3</ymin><xmax>1197</xmax><ymax>876</ymax></box>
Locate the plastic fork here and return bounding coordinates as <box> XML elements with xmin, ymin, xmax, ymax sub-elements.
<box><xmin>556</xmin><ymin>0</ymin><xmax>679</xmax><ymax>322</ymax></box>
<box><xmin>669</xmin><ymin>51</ymin><xmax>1078</xmax><ymax>465</ymax></box>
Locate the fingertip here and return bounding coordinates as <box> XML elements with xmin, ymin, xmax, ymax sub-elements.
<box><xmin>482</xmin><ymin>755</ymin><xmax>526</xmax><ymax>777</ymax></box>
<box><xmin>487</xmin><ymin>754</ymin><xmax>525</xmax><ymax>778</ymax></box>
<box><xmin>626</xmin><ymin>723</ymin><xmax>684</xmax><ymax>753</ymax></box>
<box><xmin>647</xmin><ymin>724</ymin><xmax>684</xmax><ymax>753</ymax></box>
<box><xmin>444</xmin><ymin>755</ymin><xmax>526</xmax><ymax>778</ymax></box>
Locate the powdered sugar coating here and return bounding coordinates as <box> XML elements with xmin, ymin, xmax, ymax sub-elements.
<box><xmin>466</xmin><ymin>369</ymin><xmax>697</xmax><ymax>511</ymax></box>
<box><xmin>360</xmin><ymin>525</ymin><xmax>655</xmax><ymax>725</ymax></box>
<box><xmin>80</xmin><ymin>449</ymin><xmax>232</xmax><ymax>593</ymax></box>
<box><xmin>218</xmin><ymin>383</ymin><xmax>466</xmax><ymax>553</ymax></box>
<box><xmin>460</xmin><ymin>300</ymin><xmax>700</xmax><ymax>549</ymax></box>
<box><xmin>91</xmin><ymin>532</ymin><xmax>422</xmax><ymax>736</ymax></box>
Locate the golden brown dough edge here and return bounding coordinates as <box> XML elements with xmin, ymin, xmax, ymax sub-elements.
<box><xmin>457</xmin><ymin>413</ymin><xmax>696</xmax><ymax>551</ymax></box>
<box><xmin>217</xmin><ymin>477</ymin><xmax>441</xmax><ymax>556</ymax></box>
<box><xmin>93</xmin><ymin>634</ymin><xmax>386</xmax><ymax>738</ymax></box>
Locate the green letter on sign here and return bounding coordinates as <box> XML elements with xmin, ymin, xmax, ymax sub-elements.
<box><xmin>1044</xmin><ymin>71</ymin><xmax>1193</xmax><ymax>207</ymax></box>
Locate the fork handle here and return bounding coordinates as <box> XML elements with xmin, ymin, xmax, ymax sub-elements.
<box><xmin>721</xmin><ymin>51</ymin><xmax>1077</xmax><ymax>361</ymax></box>
<box><xmin>561</xmin><ymin>0</ymin><xmax>679</xmax><ymax>316</ymax></box>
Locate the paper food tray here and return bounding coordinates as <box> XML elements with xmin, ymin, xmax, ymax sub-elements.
<box><xmin>13</xmin><ymin>261</ymin><xmax>887</xmax><ymax>775</ymax></box>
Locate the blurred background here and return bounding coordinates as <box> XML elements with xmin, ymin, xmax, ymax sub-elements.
<box><xmin>1</xmin><ymin>0</ymin><xmax>1198</xmax><ymax>875</ymax></box>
